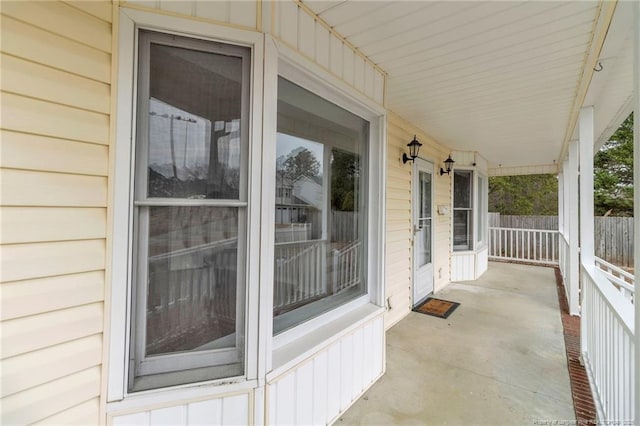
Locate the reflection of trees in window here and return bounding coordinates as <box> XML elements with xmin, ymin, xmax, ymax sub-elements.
<box><xmin>282</xmin><ymin>148</ymin><xmax>320</xmax><ymax>181</ymax></box>
<box><xmin>331</xmin><ymin>149</ymin><xmax>359</xmax><ymax>212</ymax></box>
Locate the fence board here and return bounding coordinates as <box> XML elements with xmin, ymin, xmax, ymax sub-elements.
<box><xmin>489</xmin><ymin>213</ymin><xmax>634</xmax><ymax>268</ymax></box>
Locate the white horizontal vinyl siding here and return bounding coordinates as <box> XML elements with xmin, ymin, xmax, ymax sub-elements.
<box><xmin>0</xmin><ymin>1</ymin><xmax>112</xmax><ymax>424</ymax></box>
<box><xmin>385</xmin><ymin>112</ymin><xmax>452</xmax><ymax>329</ymax></box>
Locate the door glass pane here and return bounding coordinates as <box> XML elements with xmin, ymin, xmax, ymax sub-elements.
<box><xmin>145</xmin><ymin>206</ymin><xmax>238</xmax><ymax>357</ymax></box>
<box><xmin>147</xmin><ymin>43</ymin><xmax>242</xmax><ymax>199</ymax></box>
<box><xmin>418</xmin><ymin>170</ymin><xmax>432</xmax><ymax>266</ymax></box>
<box><xmin>418</xmin><ymin>218</ymin><xmax>431</xmax><ymax>266</ymax></box>
<box><xmin>420</xmin><ymin>171</ymin><xmax>431</xmax><ymax>217</ymax></box>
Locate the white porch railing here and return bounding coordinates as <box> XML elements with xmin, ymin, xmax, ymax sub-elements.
<box><xmin>594</xmin><ymin>256</ymin><xmax>635</xmax><ymax>303</ymax></box>
<box><xmin>273</xmin><ymin>240</ymin><xmax>362</xmax><ymax>312</ymax></box>
<box><xmin>488</xmin><ymin>227</ymin><xmax>559</xmax><ymax>264</ymax></box>
<box><xmin>274</xmin><ymin>240</ymin><xmax>326</xmax><ymax>311</ymax></box>
<box><xmin>581</xmin><ymin>264</ymin><xmax>635</xmax><ymax>423</ymax></box>
<box><xmin>332</xmin><ymin>241</ymin><xmax>362</xmax><ymax>292</ymax></box>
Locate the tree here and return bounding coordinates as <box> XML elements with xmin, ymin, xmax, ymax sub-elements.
<box><xmin>489</xmin><ymin>174</ymin><xmax>558</xmax><ymax>215</ymax></box>
<box><xmin>283</xmin><ymin>148</ymin><xmax>320</xmax><ymax>181</ymax></box>
<box><xmin>593</xmin><ymin>113</ymin><xmax>633</xmax><ymax>216</ymax></box>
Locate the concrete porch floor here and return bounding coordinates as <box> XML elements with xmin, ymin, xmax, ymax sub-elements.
<box><xmin>339</xmin><ymin>262</ymin><xmax>574</xmax><ymax>425</ymax></box>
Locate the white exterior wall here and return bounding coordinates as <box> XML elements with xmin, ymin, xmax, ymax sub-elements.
<box><xmin>384</xmin><ymin>113</ymin><xmax>452</xmax><ymax>329</ymax></box>
<box><xmin>267</xmin><ymin>317</ymin><xmax>384</xmax><ymax>425</ymax></box>
<box><xmin>107</xmin><ymin>1</ymin><xmax>388</xmax><ymax>424</ymax></box>
<box><xmin>123</xmin><ymin>0</ymin><xmax>259</xmax><ymax>29</ymax></box>
<box><xmin>270</xmin><ymin>1</ymin><xmax>385</xmax><ymax>105</ymax></box>
<box><xmin>0</xmin><ymin>1</ymin><xmax>113</xmax><ymax>424</ymax></box>
<box><xmin>111</xmin><ymin>393</ymin><xmax>251</xmax><ymax>425</ymax></box>
<box><xmin>0</xmin><ymin>1</ymin><xmax>453</xmax><ymax>424</ymax></box>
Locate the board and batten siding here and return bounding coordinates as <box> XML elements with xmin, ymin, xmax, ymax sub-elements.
<box><xmin>110</xmin><ymin>392</ymin><xmax>252</xmax><ymax>425</ymax></box>
<box><xmin>0</xmin><ymin>1</ymin><xmax>113</xmax><ymax>424</ymax></box>
<box><xmin>121</xmin><ymin>0</ymin><xmax>259</xmax><ymax>30</ymax></box>
<box><xmin>267</xmin><ymin>317</ymin><xmax>384</xmax><ymax>425</ymax></box>
<box><xmin>270</xmin><ymin>0</ymin><xmax>385</xmax><ymax>105</ymax></box>
<box><xmin>385</xmin><ymin>112</ymin><xmax>452</xmax><ymax>330</ymax></box>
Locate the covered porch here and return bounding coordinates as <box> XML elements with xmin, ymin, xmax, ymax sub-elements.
<box><xmin>341</xmin><ymin>261</ymin><xmax>577</xmax><ymax>424</ymax></box>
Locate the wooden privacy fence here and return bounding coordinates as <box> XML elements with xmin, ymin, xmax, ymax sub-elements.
<box><xmin>489</xmin><ymin>213</ymin><xmax>634</xmax><ymax>268</ymax></box>
<box><xmin>594</xmin><ymin>216</ymin><xmax>634</xmax><ymax>269</ymax></box>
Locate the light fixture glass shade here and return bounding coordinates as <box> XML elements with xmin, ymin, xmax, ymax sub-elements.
<box><xmin>407</xmin><ymin>135</ymin><xmax>422</xmax><ymax>160</ymax></box>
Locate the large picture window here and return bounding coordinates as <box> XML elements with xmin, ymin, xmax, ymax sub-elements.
<box><xmin>273</xmin><ymin>77</ymin><xmax>369</xmax><ymax>333</ymax></box>
<box><xmin>453</xmin><ymin>170</ymin><xmax>473</xmax><ymax>251</ymax></box>
<box><xmin>129</xmin><ymin>30</ymin><xmax>250</xmax><ymax>391</ymax></box>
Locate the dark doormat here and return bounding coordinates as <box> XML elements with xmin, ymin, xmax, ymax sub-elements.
<box><xmin>413</xmin><ymin>297</ymin><xmax>460</xmax><ymax>319</ymax></box>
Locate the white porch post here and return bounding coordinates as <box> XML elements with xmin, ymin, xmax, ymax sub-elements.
<box><xmin>558</xmin><ymin>170</ymin><xmax>564</xmax><ymax>275</ymax></box>
<box><xmin>579</xmin><ymin>106</ymin><xmax>595</xmax><ymax>267</ymax></box>
<box><xmin>633</xmin><ymin>1</ymin><xmax>639</xmax><ymax>424</ymax></box>
<box><xmin>567</xmin><ymin>141</ymin><xmax>580</xmax><ymax>315</ymax></box>
<box><xmin>558</xmin><ymin>171</ymin><xmax>564</xmax><ymax>235</ymax></box>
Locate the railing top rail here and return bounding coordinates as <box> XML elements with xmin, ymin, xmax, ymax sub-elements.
<box><xmin>599</xmin><ymin>271</ymin><xmax>635</xmax><ymax>293</ymax></box>
<box><xmin>489</xmin><ymin>227</ymin><xmax>559</xmax><ymax>234</ymax></box>
<box><xmin>149</xmin><ymin>237</ymin><xmax>237</xmax><ymax>261</ymax></box>
<box><xmin>275</xmin><ymin>239</ymin><xmax>327</xmax><ymax>247</ymax></box>
<box><xmin>594</xmin><ymin>256</ymin><xmax>634</xmax><ymax>282</ymax></box>
<box><xmin>583</xmin><ymin>264</ymin><xmax>635</xmax><ymax>334</ymax></box>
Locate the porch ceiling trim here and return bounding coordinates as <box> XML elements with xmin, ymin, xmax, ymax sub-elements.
<box><xmin>558</xmin><ymin>0</ymin><xmax>617</xmax><ymax>163</ymax></box>
<box><xmin>489</xmin><ymin>164</ymin><xmax>559</xmax><ymax>177</ymax></box>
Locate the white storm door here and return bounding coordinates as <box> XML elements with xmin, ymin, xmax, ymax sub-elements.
<box><xmin>413</xmin><ymin>159</ymin><xmax>434</xmax><ymax>305</ymax></box>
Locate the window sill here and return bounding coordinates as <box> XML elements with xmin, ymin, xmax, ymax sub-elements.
<box><xmin>267</xmin><ymin>303</ymin><xmax>385</xmax><ymax>381</ymax></box>
<box><xmin>452</xmin><ymin>245</ymin><xmax>488</xmax><ymax>255</ymax></box>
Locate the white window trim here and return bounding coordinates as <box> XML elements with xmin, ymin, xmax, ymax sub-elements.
<box><xmin>475</xmin><ymin>173</ymin><xmax>488</xmax><ymax>250</ymax></box>
<box><xmin>107</xmin><ymin>8</ymin><xmax>264</xmax><ymax>403</ymax></box>
<box><xmin>452</xmin><ymin>168</ymin><xmax>474</xmax><ymax>252</ymax></box>
<box><xmin>266</xmin><ymin>39</ymin><xmax>387</xmax><ymax>363</ymax></box>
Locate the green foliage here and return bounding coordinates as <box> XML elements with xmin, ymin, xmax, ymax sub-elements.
<box><xmin>489</xmin><ymin>174</ymin><xmax>558</xmax><ymax>215</ymax></box>
<box><xmin>488</xmin><ymin>113</ymin><xmax>633</xmax><ymax>217</ymax></box>
<box><xmin>593</xmin><ymin>113</ymin><xmax>633</xmax><ymax>216</ymax></box>
<box><xmin>331</xmin><ymin>149</ymin><xmax>359</xmax><ymax>211</ymax></box>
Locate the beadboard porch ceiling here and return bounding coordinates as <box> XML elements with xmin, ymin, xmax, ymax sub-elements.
<box><xmin>301</xmin><ymin>1</ymin><xmax>635</xmax><ymax>171</ymax></box>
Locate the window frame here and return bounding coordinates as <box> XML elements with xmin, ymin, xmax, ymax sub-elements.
<box><xmin>452</xmin><ymin>169</ymin><xmax>474</xmax><ymax>252</ymax></box>
<box><xmin>108</xmin><ymin>9</ymin><xmax>264</xmax><ymax>402</ymax></box>
<box><xmin>128</xmin><ymin>30</ymin><xmax>251</xmax><ymax>390</ymax></box>
<box><xmin>272</xmin><ymin>77</ymin><xmax>370</xmax><ymax>334</ymax></box>
<box><xmin>475</xmin><ymin>173</ymin><xmax>488</xmax><ymax>249</ymax></box>
<box><xmin>267</xmin><ymin>52</ymin><xmax>387</xmax><ymax>353</ymax></box>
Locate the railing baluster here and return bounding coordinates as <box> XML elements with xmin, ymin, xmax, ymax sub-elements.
<box><xmin>488</xmin><ymin>227</ymin><xmax>560</xmax><ymax>266</ymax></box>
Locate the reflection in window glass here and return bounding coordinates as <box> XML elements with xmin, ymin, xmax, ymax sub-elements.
<box><xmin>130</xmin><ymin>31</ymin><xmax>248</xmax><ymax>392</ymax></box>
<box><xmin>146</xmin><ymin>207</ymin><xmax>238</xmax><ymax>356</ymax></box>
<box><xmin>273</xmin><ymin>77</ymin><xmax>368</xmax><ymax>333</ymax></box>
<box><xmin>146</xmin><ymin>43</ymin><xmax>242</xmax><ymax>200</ymax></box>
<box><xmin>453</xmin><ymin>170</ymin><xmax>473</xmax><ymax>251</ymax></box>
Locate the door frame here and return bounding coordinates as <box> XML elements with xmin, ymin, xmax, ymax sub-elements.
<box><xmin>412</xmin><ymin>157</ymin><xmax>435</xmax><ymax>306</ymax></box>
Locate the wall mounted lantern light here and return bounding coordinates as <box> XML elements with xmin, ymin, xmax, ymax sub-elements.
<box><xmin>402</xmin><ymin>135</ymin><xmax>422</xmax><ymax>164</ymax></box>
<box><xmin>440</xmin><ymin>155</ymin><xmax>455</xmax><ymax>176</ymax></box>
